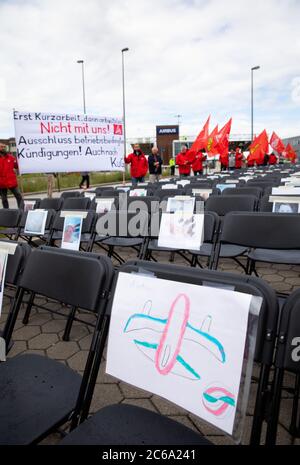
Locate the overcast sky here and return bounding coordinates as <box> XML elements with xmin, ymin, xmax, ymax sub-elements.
<box><xmin>0</xmin><ymin>0</ymin><xmax>299</xmax><ymax>140</ymax></box>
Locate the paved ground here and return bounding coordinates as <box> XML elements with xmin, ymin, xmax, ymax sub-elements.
<box><xmin>0</xmin><ymin>241</ymin><xmax>299</xmax><ymax>446</ymax></box>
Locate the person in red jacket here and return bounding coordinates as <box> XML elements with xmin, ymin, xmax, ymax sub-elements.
<box><xmin>219</xmin><ymin>152</ymin><xmax>229</xmax><ymax>171</ymax></box>
<box><xmin>176</xmin><ymin>145</ymin><xmax>194</xmax><ymax>177</ymax></box>
<box><xmin>0</xmin><ymin>144</ymin><xmax>23</xmax><ymax>209</ymax></box>
<box><xmin>269</xmin><ymin>152</ymin><xmax>278</xmax><ymax>165</ymax></box>
<box><xmin>192</xmin><ymin>150</ymin><xmax>206</xmax><ymax>176</ymax></box>
<box><xmin>124</xmin><ymin>144</ymin><xmax>148</xmax><ymax>186</ymax></box>
<box><xmin>235</xmin><ymin>148</ymin><xmax>243</xmax><ymax>169</ymax></box>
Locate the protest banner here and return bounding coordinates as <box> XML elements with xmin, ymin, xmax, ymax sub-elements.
<box><xmin>14</xmin><ymin>110</ymin><xmax>125</xmax><ymax>174</ymax></box>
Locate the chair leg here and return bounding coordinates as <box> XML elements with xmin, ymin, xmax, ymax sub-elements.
<box><xmin>250</xmin><ymin>364</ymin><xmax>272</xmax><ymax>445</ymax></box>
<box><xmin>289</xmin><ymin>373</ymin><xmax>300</xmax><ymax>437</ymax></box>
<box><xmin>265</xmin><ymin>368</ymin><xmax>285</xmax><ymax>445</ymax></box>
<box><xmin>22</xmin><ymin>291</ymin><xmax>36</xmax><ymax>325</ymax></box>
<box><xmin>63</xmin><ymin>306</ymin><xmax>77</xmax><ymax>341</ymax></box>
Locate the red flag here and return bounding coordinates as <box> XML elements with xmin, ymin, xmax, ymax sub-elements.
<box><xmin>206</xmin><ymin>125</ymin><xmax>219</xmax><ymax>155</ymax></box>
<box><xmin>270</xmin><ymin>132</ymin><xmax>285</xmax><ymax>154</ymax></box>
<box><xmin>248</xmin><ymin>130</ymin><xmax>269</xmax><ymax>164</ymax></box>
<box><xmin>284</xmin><ymin>143</ymin><xmax>297</xmax><ymax>163</ymax></box>
<box><xmin>214</xmin><ymin>118</ymin><xmax>232</xmax><ymax>156</ymax></box>
<box><xmin>190</xmin><ymin>116</ymin><xmax>210</xmax><ymax>153</ymax></box>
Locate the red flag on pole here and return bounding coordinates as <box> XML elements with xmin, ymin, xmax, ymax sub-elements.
<box><xmin>284</xmin><ymin>143</ymin><xmax>297</xmax><ymax>164</ymax></box>
<box><xmin>215</xmin><ymin>118</ymin><xmax>232</xmax><ymax>156</ymax></box>
<box><xmin>190</xmin><ymin>116</ymin><xmax>210</xmax><ymax>154</ymax></box>
<box><xmin>206</xmin><ymin>125</ymin><xmax>219</xmax><ymax>155</ymax></box>
<box><xmin>270</xmin><ymin>131</ymin><xmax>285</xmax><ymax>154</ymax></box>
<box><xmin>248</xmin><ymin>130</ymin><xmax>269</xmax><ymax>164</ymax></box>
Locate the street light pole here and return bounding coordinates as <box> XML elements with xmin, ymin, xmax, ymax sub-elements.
<box><xmin>77</xmin><ymin>60</ymin><xmax>86</xmax><ymax>114</ymax></box>
<box><xmin>251</xmin><ymin>66</ymin><xmax>260</xmax><ymax>141</ymax></box>
<box><xmin>122</xmin><ymin>48</ymin><xmax>129</xmax><ymax>184</ymax></box>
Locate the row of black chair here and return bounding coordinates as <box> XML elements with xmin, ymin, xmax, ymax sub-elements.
<box><xmin>0</xmin><ymin>246</ymin><xmax>299</xmax><ymax>444</ymax></box>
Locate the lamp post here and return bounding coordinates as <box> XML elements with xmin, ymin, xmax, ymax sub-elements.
<box><xmin>251</xmin><ymin>66</ymin><xmax>260</xmax><ymax>141</ymax></box>
<box><xmin>77</xmin><ymin>60</ymin><xmax>86</xmax><ymax>114</ymax></box>
<box><xmin>174</xmin><ymin>114</ymin><xmax>182</xmax><ymax>127</ymax></box>
<box><xmin>122</xmin><ymin>48</ymin><xmax>129</xmax><ymax>184</ymax></box>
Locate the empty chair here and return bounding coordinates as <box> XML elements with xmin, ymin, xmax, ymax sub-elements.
<box><xmin>61</xmin><ymin>261</ymin><xmax>278</xmax><ymax>446</ymax></box>
<box><xmin>93</xmin><ymin>210</ymin><xmax>149</xmax><ymax>265</ymax></box>
<box><xmin>205</xmin><ymin>195</ymin><xmax>258</xmax><ymax>216</ymax></box>
<box><xmin>214</xmin><ymin>212</ymin><xmax>300</xmax><ymax>277</ymax></box>
<box><xmin>60</xmin><ymin>191</ymin><xmax>82</xmax><ymax>199</ymax></box>
<box><xmin>39</xmin><ymin>197</ymin><xmax>64</xmax><ymax>211</ymax></box>
<box><xmin>222</xmin><ymin>187</ymin><xmax>263</xmax><ymax>198</ymax></box>
<box><xmin>62</xmin><ymin>197</ymin><xmax>91</xmax><ymax>210</ymax></box>
<box><xmin>154</xmin><ymin>189</ymin><xmax>185</xmax><ymax>201</ymax></box>
<box><xmin>0</xmin><ymin>248</ymin><xmax>114</xmax><ymax>445</ymax></box>
<box><xmin>0</xmin><ymin>209</ymin><xmax>22</xmax><ymax>240</ymax></box>
<box><xmin>265</xmin><ymin>289</ymin><xmax>300</xmax><ymax>444</ymax></box>
<box><xmin>120</xmin><ymin>196</ymin><xmax>160</xmax><ymax>214</ymax></box>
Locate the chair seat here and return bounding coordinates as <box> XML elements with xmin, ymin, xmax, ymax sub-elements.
<box><xmin>60</xmin><ymin>404</ymin><xmax>211</xmax><ymax>445</ymax></box>
<box><xmin>218</xmin><ymin>244</ymin><xmax>248</xmax><ymax>258</ymax></box>
<box><xmin>101</xmin><ymin>237</ymin><xmax>144</xmax><ymax>247</ymax></box>
<box><xmin>189</xmin><ymin>243</ymin><xmax>213</xmax><ymax>257</ymax></box>
<box><xmin>0</xmin><ymin>354</ymin><xmax>82</xmax><ymax>445</ymax></box>
<box><xmin>0</xmin><ymin>228</ymin><xmax>18</xmax><ymax>236</ymax></box>
<box><xmin>247</xmin><ymin>248</ymin><xmax>300</xmax><ymax>265</ymax></box>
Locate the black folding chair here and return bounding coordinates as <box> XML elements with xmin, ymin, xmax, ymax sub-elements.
<box><xmin>93</xmin><ymin>210</ymin><xmax>149</xmax><ymax>265</ymax></box>
<box><xmin>62</xmin><ymin>197</ymin><xmax>91</xmax><ymax>210</ymax></box>
<box><xmin>46</xmin><ymin>210</ymin><xmax>97</xmax><ymax>252</ymax></box>
<box><xmin>60</xmin><ymin>191</ymin><xmax>82</xmax><ymax>199</ymax></box>
<box><xmin>205</xmin><ymin>195</ymin><xmax>258</xmax><ymax>216</ymax></box>
<box><xmin>265</xmin><ymin>289</ymin><xmax>300</xmax><ymax>444</ymax></box>
<box><xmin>60</xmin><ymin>261</ymin><xmax>278</xmax><ymax>445</ymax></box>
<box><xmin>0</xmin><ymin>209</ymin><xmax>22</xmax><ymax>240</ymax></box>
<box><xmin>16</xmin><ymin>209</ymin><xmax>56</xmax><ymax>247</ymax></box>
<box><xmin>0</xmin><ymin>248</ymin><xmax>114</xmax><ymax>445</ymax></box>
<box><xmin>39</xmin><ymin>197</ymin><xmax>64</xmax><ymax>211</ymax></box>
<box><xmin>0</xmin><ymin>240</ymin><xmax>31</xmax><ymax>352</ymax></box>
<box><xmin>222</xmin><ymin>187</ymin><xmax>263</xmax><ymax>198</ymax></box>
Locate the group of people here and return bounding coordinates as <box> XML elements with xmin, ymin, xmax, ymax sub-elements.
<box><xmin>125</xmin><ymin>143</ymin><xmax>281</xmax><ymax>184</ymax></box>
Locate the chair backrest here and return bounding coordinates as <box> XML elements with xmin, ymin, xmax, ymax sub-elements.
<box><xmin>96</xmin><ymin>210</ymin><xmax>149</xmax><ymax>238</ymax></box>
<box><xmin>205</xmin><ymin>195</ymin><xmax>257</xmax><ymax>216</ymax></box>
<box><xmin>39</xmin><ymin>198</ymin><xmax>64</xmax><ymax>211</ymax></box>
<box><xmin>0</xmin><ymin>209</ymin><xmax>22</xmax><ymax>228</ymax></box>
<box><xmin>0</xmin><ymin>240</ymin><xmax>32</xmax><ymax>286</ymax></box>
<box><xmin>95</xmin><ymin>187</ymin><xmax>119</xmax><ymax>196</ymax></box>
<box><xmin>259</xmin><ymin>195</ymin><xmax>273</xmax><ymax>212</ymax></box>
<box><xmin>121</xmin><ymin>196</ymin><xmax>161</xmax><ymax>214</ymax></box>
<box><xmin>155</xmin><ymin>189</ymin><xmax>185</xmax><ymax>200</ymax></box>
<box><xmin>222</xmin><ymin>187</ymin><xmax>263</xmax><ymax>198</ymax></box>
<box><xmin>60</xmin><ymin>191</ymin><xmax>82</xmax><ymax>199</ymax></box>
<box><xmin>20</xmin><ymin>198</ymin><xmax>41</xmax><ymax>210</ymax></box>
<box><xmin>116</xmin><ymin>260</ymin><xmax>277</xmax><ymax>361</ymax></box>
<box><xmin>51</xmin><ymin>210</ymin><xmax>97</xmax><ymax>235</ymax></box>
<box><xmin>62</xmin><ymin>197</ymin><xmax>91</xmax><ymax>210</ymax></box>
<box><xmin>19</xmin><ymin>209</ymin><xmax>56</xmax><ymax>232</ymax></box>
<box><xmin>18</xmin><ymin>248</ymin><xmax>113</xmax><ymax>312</ymax></box>
<box><xmin>220</xmin><ymin>212</ymin><xmax>300</xmax><ymax>249</ymax></box>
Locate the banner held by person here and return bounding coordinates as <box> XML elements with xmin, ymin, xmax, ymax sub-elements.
<box><xmin>14</xmin><ymin>110</ymin><xmax>125</xmax><ymax>174</ymax></box>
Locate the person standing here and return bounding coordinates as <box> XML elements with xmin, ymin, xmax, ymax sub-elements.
<box><xmin>148</xmin><ymin>147</ymin><xmax>163</xmax><ymax>183</ymax></box>
<box><xmin>192</xmin><ymin>150</ymin><xmax>206</xmax><ymax>176</ymax></box>
<box><xmin>176</xmin><ymin>145</ymin><xmax>193</xmax><ymax>177</ymax></box>
<box><xmin>228</xmin><ymin>150</ymin><xmax>236</xmax><ymax>171</ymax></box>
<box><xmin>235</xmin><ymin>148</ymin><xmax>243</xmax><ymax>170</ymax></box>
<box><xmin>220</xmin><ymin>151</ymin><xmax>229</xmax><ymax>171</ymax></box>
<box><xmin>79</xmin><ymin>172</ymin><xmax>90</xmax><ymax>189</ymax></box>
<box><xmin>125</xmin><ymin>144</ymin><xmax>148</xmax><ymax>186</ymax></box>
<box><xmin>0</xmin><ymin>144</ymin><xmax>23</xmax><ymax>209</ymax></box>
<box><xmin>169</xmin><ymin>157</ymin><xmax>176</xmax><ymax>177</ymax></box>
<box><xmin>269</xmin><ymin>152</ymin><xmax>278</xmax><ymax>165</ymax></box>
